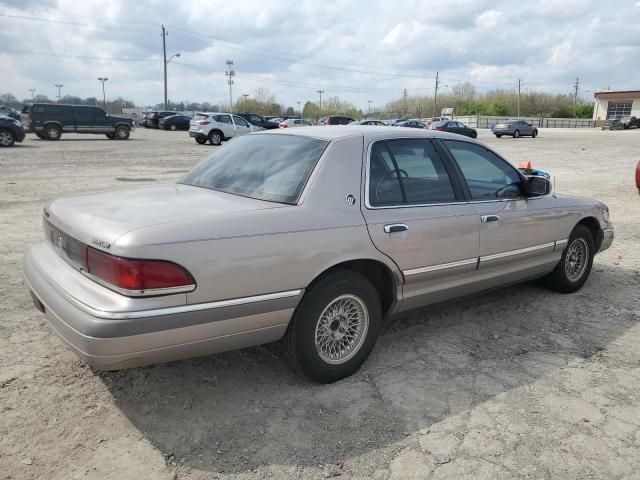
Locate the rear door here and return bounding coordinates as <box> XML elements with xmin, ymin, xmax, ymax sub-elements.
<box><xmin>361</xmin><ymin>137</ymin><xmax>480</xmax><ymax>310</ymax></box>
<box><xmin>441</xmin><ymin>139</ymin><xmax>566</xmax><ymax>275</ymax></box>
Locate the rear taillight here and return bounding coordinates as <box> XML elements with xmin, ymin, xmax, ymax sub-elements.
<box><xmin>193</xmin><ymin>120</ymin><xmax>210</xmax><ymax>125</ymax></box>
<box><xmin>25</xmin><ymin>114</ymin><xmax>32</xmax><ymax>126</ymax></box>
<box><xmin>85</xmin><ymin>247</ymin><xmax>195</xmax><ymax>294</ymax></box>
<box><xmin>435</xmin><ymin>127</ymin><xmax>443</xmax><ymax>131</ymax></box>
<box><xmin>280</xmin><ymin>124</ymin><xmax>288</xmax><ymax>128</ymax></box>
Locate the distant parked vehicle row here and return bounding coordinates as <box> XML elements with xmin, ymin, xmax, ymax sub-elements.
<box><xmin>602</xmin><ymin>116</ymin><xmax>639</xmax><ymax>130</ymax></box>
<box><xmin>143</xmin><ymin>111</ymin><xmax>179</xmax><ymax>128</ymax></box>
<box><xmin>0</xmin><ymin>114</ymin><xmax>26</xmax><ymax>147</ymax></box>
<box><xmin>21</xmin><ymin>104</ymin><xmax>134</xmax><ymax>140</ymax></box>
<box><xmin>279</xmin><ymin>118</ymin><xmax>312</xmax><ymax>128</ymax></box>
<box><xmin>159</xmin><ymin>114</ymin><xmax>192</xmax><ymax>131</ymax></box>
<box><xmin>493</xmin><ymin>120</ymin><xmax>538</xmax><ymax>138</ymax></box>
<box><xmin>237</xmin><ymin>113</ymin><xmax>279</xmax><ymax>130</ymax></box>
<box><xmin>396</xmin><ymin>119</ymin><xmax>427</xmax><ymax>129</ymax></box>
<box><xmin>349</xmin><ymin>119</ymin><xmax>387</xmax><ymax>126</ymax></box>
<box><xmin>189</xmin><ymin>112</ymin><xmax>257</xmax><ymax>145</ymax></box>
<box><xmin>318</xmin><ymin>115</ymin><xmax>354</xmax><ymax>125</ymax></box>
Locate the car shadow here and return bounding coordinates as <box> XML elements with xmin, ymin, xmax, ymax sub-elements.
<box><xmin>99</xmin><ymin>263</ymin><xmax>639</xmax><ymax>474</ymax></box>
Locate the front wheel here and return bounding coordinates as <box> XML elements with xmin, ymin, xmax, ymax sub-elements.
<box><xmin>532</xmin><ymin>129</ymin><xmax>538</xmax><ymax>138</ymax></box>
<box><xmin>0</xmin><ymin>129</ymin><xmax>15</xmax><ymax>147</ymax></box>
<box><xmin>495</xmin><ymin>134</ymin><xmax>502</xmax><ymax>138</ymax></box>
<box><xmin>115</xmin><ymin>126</ymin><xmax>130</xmax><ymax>140</ymax></box>
<box><xmin>544</xmin><ymin>225</ymin><xmax>594</xmax><ymax>293</ymax></box>
<box><xmin>170</xmin><ymin>124</ymin><xmax>177</xmax><ymax>131</ymax></box>
<box><xmin>470</xmin><ymin>131</ymin><xmax>477</xmax><ymax>139</ymax></box>
<box><xmin>281</xmin><ymin>270</ymin><xmax>381</xmax><ymax>383</ymax></box>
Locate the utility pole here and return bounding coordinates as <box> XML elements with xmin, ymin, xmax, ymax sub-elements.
<box><xmin>54</xmin><ymin>84</ymin><xmax>63</xmax><ymax>102</ymax></box>
<box><xmin>368</xmin><ymin>100</ymin><xmax>372</xmax><ymax>116</ymax></box>
<box><xmin>162</xmin><ymin>25</ymin><xmax>167</xmax><ymax>110</ymax></box>
<box><xmin>433</xmin><ymin>71</ymin><xmax>439</xmax><ymax>117</ymax></box>
<box><xmin>226</xmin><ymin>60</ymin><xmax>235</xmax><ymax>112</ymax></box>
<box><xmin>517</xmin><ymin>78</ymin><xmax>522</xmax><ymax>117</ymax></box>
<box><xmin>297</xmin><ymin>101</ymin><xmax>301</xmax><ymax>117</ymax></box>
<box><xmin>572</xmin><ymin>77</ymin><xmax>580</xmax><ymax>117</ymax></box>
<box><xmin>98</xmin><ymin>77</ymin><xmax>108</xmax><ymax>107</ymax></box>
<box><xmin>317</xmin><ymin>89</ymin><xmax>325</xmax><ymax>112</ymax></box>
<box><xmin>28</xmin><ymin>88</ymin><xmax>36</xmax><ymax>100</ymax></box>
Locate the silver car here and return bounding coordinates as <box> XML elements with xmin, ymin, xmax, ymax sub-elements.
<box><xmin>494</xmin><ymin>119</ymin><xmax>538</xmax><ymax>138</ymax></box>
<box><xmin>23</xmin><ymin>127</ymin><xmax>613</xmax><ymax>383</ymax></box>
<box><xmin>189</xmin><ymin>112</ymin><xmax>258</xmax><ymax>145</ymax></box>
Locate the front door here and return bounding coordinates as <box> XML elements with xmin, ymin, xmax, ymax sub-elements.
<box><xmin>441</xmin><ymin>139</ymin><xmax>566</xmax><ymax>280</ymax></box>
<box><xmin>232</xmin><ymin>115</ymin><xmax>252</xmax><ymax>136</ymax></box>
<box><xmin>361</xmin><ymin>138</ymin><xmax>480</xmax><ymax>311</ymax></box>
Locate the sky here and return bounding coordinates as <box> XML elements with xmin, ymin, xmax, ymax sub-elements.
<box><xmin>1</xmin><ymin>0</ymin><xmax>639</xmax><ymax>110</ymax></box>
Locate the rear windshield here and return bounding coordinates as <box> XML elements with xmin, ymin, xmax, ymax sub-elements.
<box><xmin>194</xmin><ymin>114</ymin><xmax>209</xmax><ymax>121</ymax></box>
<box><xmin>180</xmin><ymin>134</ymin><xmax>329</xmax><ymax>204</ymax></box>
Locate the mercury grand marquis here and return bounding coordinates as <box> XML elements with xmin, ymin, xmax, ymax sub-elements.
<box><xmin>23</xmin><ymin>126</ymin><xmax>614</xmax><ymax>383</ymax></box>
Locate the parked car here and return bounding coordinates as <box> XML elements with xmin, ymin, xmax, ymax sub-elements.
<box><xmin>143</xmin><ymin>111</ymin><xmax>179</xmax><ymax>128</ymax></box>
<box><xmin>22</xmin><ymin>104</ymin><xmax>134</xmax><ymax>140</ymax></box>
<box><xmin>237</xmin><ymin>113</ymin><xmax>279</xmax><ymax>130</ymax></box>
<box><xmin>349</xmin><ymin>119</ymin><xmax>387</xmax><ymax>126</ymax></box>
<box><xmin>159</xmin><ymin>114</ymin><xmax>192</xmax><ymax>131</ymax></box>
<box><xmin>494</xmin><ymin>120</ymin><xmax>538</xmax><ymax>138</ymax></box>
<box><xmin>0</xmin><ymin>114</ymin><xmax>26</xmax><ymax>147</ymax></box>
<box><xmin>431</xmin><ymin>120</ymin><xmax>478</xmax><ymax>138</ymax></box>
<box><xmin>619</xmin><ymin>116</ymin><xmax>639</xmax><ymax>129</ymax></box>
<box><xmin>0</xmin><ymin>106</ymin><xmax>20</xmax><ymax>121</ymax></box>
<box><xmin>428</xmin><ymin>116</ymin><xmax>450</xmax><ymax>128</ymax></box>
<box><xmin>396</xmin><ymin>120</ymin><xmax>427</xmax><ymax>129</ymax></box>
<box><xmin>23</xmin><ymin>127</ymin><xmax>613</xmax><ymax>383</ymax></box>
<box><xmin>279</xmin><ymin>118</ymin><xmax>312</xmax><ymax>128</ymax></box>
<box><xmin>188</xmin><ymin>112</ymin><xmax>257</xmax><ymax>145</ymax></box>
<box><xmin>318</xmin><ymin>115</ymin><xmax>355</xmax><ymax>125</ymax></box>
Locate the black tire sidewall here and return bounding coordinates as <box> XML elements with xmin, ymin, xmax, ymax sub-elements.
<box><xmin>286</xmin><ymin>270</ymin><xmax>381</xmax><ymax>383</ymax></box>
<box><xmin>195</xmin><ymin>136</ymin><xmax>207</xmax><ymax>144</ymax></box>
<box><xmin>514</xmin><ymin>129</ymin><xmax>520</xmax><ymax>138</ymax></box>
<box><xmin>115</xmin><ymin>126</ymin><xmax>130</xmax><ymax>140</ymax></box>
<box><xmin>208</xmin><ymin>130</ymin><xmax>222</xmax><ymax>145</ymax></box>
<box><xmin>550</xmin><ymin>225</ymin><xmax>595</xmax><ymax>293</ymax></box>
<box><xmin>45</xmin><ymin>124</ymin><xmax>61</xmax><ymax>140</ymax></box>
<box><xmin>0</xmin><ymin>129</ymin><xmax>15</xmax><ymax>147</ymax></box>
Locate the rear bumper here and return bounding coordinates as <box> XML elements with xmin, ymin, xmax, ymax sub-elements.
<box><xmin>23</xmin><ymin>243</ymin><xmax>300</xmax><ymax>370</ymax></box>
<box><xmin>189</xmin><ymin>131</ymin><xmax>207</xmax><ymax>139</ymax></box>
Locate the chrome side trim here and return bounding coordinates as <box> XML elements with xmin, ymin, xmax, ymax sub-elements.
<box><xmin>554</xmin><ymin>239</ymin><xmax>568</xmax><ymax>250</ymax></box>
<box><xmin>480</xmin><ymin>242</ymin><xmax>555</xmax><ymax>262</ymax></box>
<box><xmin>43</xmin><ymin>285</ymin><xmax>303</xmax><ymax>321</ymax></box>
<box><xmin>404</xmin><ymin>258</ymin><xmax>478</xmax><ymax>276</ymax></box>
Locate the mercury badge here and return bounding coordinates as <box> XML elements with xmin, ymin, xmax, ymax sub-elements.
<box><xmin>345</xmin><ymin>194</ymin><xmax>356</xmax><ymax>206</ymax></box>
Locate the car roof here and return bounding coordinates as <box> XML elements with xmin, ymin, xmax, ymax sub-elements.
<box><xmin>251</xmin><ymin>125</ymin><xmax>476</xmax><ymax>142</ymax></box>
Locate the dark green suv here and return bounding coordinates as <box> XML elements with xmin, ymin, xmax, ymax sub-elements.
<box><xmin>23</xmin><ymin>104</ymin><xmax>134</xmax><ymax>140</ymax></box>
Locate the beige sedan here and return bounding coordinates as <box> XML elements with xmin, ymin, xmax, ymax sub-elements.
<box><xmin>23</xmin><ymin>126</ymin><xmax>613</xmax><ymax>382</ymax></box>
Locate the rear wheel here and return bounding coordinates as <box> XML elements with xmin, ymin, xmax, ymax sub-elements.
<box><xmin>105</xmin><ymin>133</ymin><xmax>115</xmax><ymax>139</ymax></box>
<box><xmin>544</xmin><ymin>224</ymin><xmax>594</xmax><ymax>293</ymax></box>
<box><xmin>281</xmin><ymin>269</ymin><xmax>381</xmax><ymax>383</ymax></box>
<box><xmin>44</xmin><ymin>124</ymin><xmax>62</xmax><ymax>140</ymax></box>
<box><xmin>208</xmin><ymin>130</ymin><xmax>222</xmax><ymax>146</ymax></box>
<box><xmin>470</xmin><ymin>131</ymin><xmax>477</xmax><ymax>139</ymax></box>
<box><xmin>170</xmin><ymin>124</ymin><xmax>177</xmax><ymax>131</ymax></box>
<box><xmin>532</xmin><ymin>129</ymin><xmax>538</xmax><ymax>138</ymax></box>
<box><xmin>513</xmin><ymin>129</ymin><xmax>520</xmax><ymax>138</ymax></box>
<box><xmin>0</xmin><ymin>129</ymin><xmax>15</xmax><ymax>147</ymax></box>
<box><xmin>115</xmin><ymin>126</ymin><xmax>130</xmax><ymax>140</ymax></box>
<box><xmin>495</xmin><ymin>134</ymin><xmax>502</xmax><ymax>138</ymax></box>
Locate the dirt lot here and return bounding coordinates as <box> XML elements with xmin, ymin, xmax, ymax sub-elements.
<box><xmin>1</xmin><ymin>127</ymin><xmax>639</xmax><ymax>480</ymax></box>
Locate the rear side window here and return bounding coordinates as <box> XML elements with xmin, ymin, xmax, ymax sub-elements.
<box><xmin>368</xmin><ymin>139</ymin><xmax>457</xmax><ymax>206</ymax></box>
<box><xmin>444</xmin><ymin>140</ymin><xmax>522</xmax><ymax>199</ymax></box>
<box><xmin>215</xmin><ymin>115</ymin><xmax>232</xmax><ymax>124</ymax></box>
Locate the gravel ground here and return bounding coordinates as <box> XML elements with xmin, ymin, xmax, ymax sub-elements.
<box><xmin>1</xmin><ymin>127</ymin><xmax>639</xmax><ymax>480</ymax></box>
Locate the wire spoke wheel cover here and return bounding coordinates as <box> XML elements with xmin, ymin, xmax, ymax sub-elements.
<box><xmin>565</xmin><ymin>238</ymin><xmax>588</xmax><ymax>282</ymax></box>
<box><xmin>314</xmin><ymin>294</ymin><xmax>369</xmax><ymax>365</ymax></box>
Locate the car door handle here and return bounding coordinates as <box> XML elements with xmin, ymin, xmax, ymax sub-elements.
<box><xmin>480</xmin><ymin>215</ymin><xmax>500</xmax><ymax>223</ymax></box>
<box><xmin>384</xmin><ymin>224</ymin><xmax>408</xmax><ymax>233</ymax></box>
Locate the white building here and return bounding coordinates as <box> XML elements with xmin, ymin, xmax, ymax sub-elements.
<box><xmin>593</xmin><ymin>90</ymin><xmax>640</xmax><ymax>125</ymax></box>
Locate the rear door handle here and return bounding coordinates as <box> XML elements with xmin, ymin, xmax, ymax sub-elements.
<box><xmin>480</xmin><ymin>215</ymin><xmax>500</xmax><ymax>223</ymax></box>
<box><xmin>384</xmin><ymin>224</ymin><xmax>408</xmax><ymax>233</ymax></box>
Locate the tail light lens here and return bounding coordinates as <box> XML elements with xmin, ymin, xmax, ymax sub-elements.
<box><xmin>85</xmin><ymin>247</ymin><xmax>195</xmax><ymax>295</ymax></box>
<box><xmin>193</xmin><ymin>120</ymin><xmax>210</xmax><ymax>125</ymax></box>
<box><xmin>280</xmin><ymin>123</ymin><xmax>287</xmax><ymax>128</ymax></box>
<box><xmin>435</xmin><ymin>127</ymin><xmax>443</xmax><ymax>131</ymax></box>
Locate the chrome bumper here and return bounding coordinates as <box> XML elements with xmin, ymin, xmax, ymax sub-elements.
<box><xmin>599</xmin><ymin>228</ymin><xmax>614</xmax><ymax>253</ymax></box>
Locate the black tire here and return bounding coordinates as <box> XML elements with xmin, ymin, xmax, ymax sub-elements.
<box><xmin>105</xmin><ymin>133</ymin><xmax>115</xmax><ymax>139</ymax></box>
<box><xmin>170</xmin><ymin>124</ymin><xmax>177</xmax><ymax>131</ymax></box>
<box><xmin>195</xmin><ymin>136</ymin><xmax>207</xmax><ymax>145</ymax></box>
<box><xmin>208</xmin><ymin>130</ymin><xmax>223</xmax><ymax>146</ymax></box>
<box><xmin>115</xmin><ymin>126</ymin><xmax>130</xmax><ymax>140</ymax></box>
<box><xmin>0</xmin><ymin>128</ymin><xmax>16</xmax><ymax>147</ymax></box>
<box><xmin>532</xmin><ymin>129</ymin><xmax>538</xmax><ymax>138</ymax></box>
<box><xmin>44</xmin><ymin>124</ymin><xmax>62</xmax><ymax>140</ymax></box>
<box><xmin>544</xmin><ymin>224</ymin><xmax>595</xmax><ymax>293</ymax></box>
<box><xmin>470</xmin><ymin>131</ymin><xmax>477</xmax><ymax>139</ymax></box>
<box><xmin>513</xmin><ymin>129</ymin><xmax>520</xmax><ymax>138</ymax></box>
<box><xmin>495</xmin><ymin>134</ymin><xmax>502</xmax><ymax>138</ymax></box>
<box><xmin>35</xmin><ymin>132</ymin><xmax>45</xmax><ymax>139</ymax></box>
<box><xmin>281</xmin><ymin>269</ymin><xmax>382</xmax><ymax>383</ymax></box>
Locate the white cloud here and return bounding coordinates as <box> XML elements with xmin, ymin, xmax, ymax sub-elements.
<box><xmin>475</xmin><ymin>10</ymin><xmax>502</xmax><ymax>29</ymax></box>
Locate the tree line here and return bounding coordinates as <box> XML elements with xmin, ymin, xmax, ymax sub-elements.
<box><xmin>1</xmin><ymin>82</ymin><xmax>594</xmax><ymax>120</ymax></box>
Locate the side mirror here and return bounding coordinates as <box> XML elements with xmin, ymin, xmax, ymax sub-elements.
<box><xmin>527</xmin><ymin>176</ymin><xmax>551</xmax><ymax>196</ymax></box>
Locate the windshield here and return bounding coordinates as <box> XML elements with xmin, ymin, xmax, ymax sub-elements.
<box><xmin>180</xmin><ymin>134</ymin><xmax>329</xmax><ymax>204</ymax></box>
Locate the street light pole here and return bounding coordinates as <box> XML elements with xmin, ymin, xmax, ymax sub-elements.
<box><xmin>98</xmin><ymin>77</ymin><xmax>108</xmax><ymax>107</ymax></box>
<box><xmin>28</xmin><ymin>89</ymin><xmax>36</xmax><ymax>101</ymax></box>
<box><xmin>54</xmin><ymin>84</ymin><xmax>63</xmax><ymax>102</ymax></box>
<box><xmin>317</xmin><ymin>89</ymin><xmax>325</xmax><ymax>112</ymax></box>
<box><xmin>226</xmin><ymin>60</ymin><xmax>235</xmax><ymax>113</ymax></box>
<box><xmin>297</xmin><ymin>101</ymin><xmax>301</xmax><ymax>118</ymax></box>
<box><xmin>368</xmin><ymin>100</ymin><xmax>372</xmax><ymax>116</ymax></box>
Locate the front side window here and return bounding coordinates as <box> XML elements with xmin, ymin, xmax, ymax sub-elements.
<box><xmin>233</xmin><ymin>116</ymin><xmax>249</xmax><ymax>127</ymax></box>
<box><xmin>180</xmin><ymin>134</ymin><xmax>328</xmax><ymax>204</ymax></box>
<box><xmin>368</xmin><ymin>139</ymin><xmax>457</xmax><ymax>206</ymax></box>
<box><xmin>444</xmin><ymin>140</ymin><xmax>522</xmax><ymax>199</ymax></box>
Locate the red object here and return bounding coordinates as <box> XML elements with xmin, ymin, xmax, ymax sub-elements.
<box><xmin>86</xmin><ymin>247</ymin><xmax>193</xmax><ymax>291</ymax></box>
<box><xmin>635</xmin><ymin>160</ymin><xmax>640</xmax><ymax>190</ymax></box>
<box><xmin>518</xmin><ymin>161</ymin><xmax>533</xmax><ymax>169</ymax></box>
<box><xmin>435</xmin><ymin>127</ymin><xmax>443</xmax><ymax>131</ymax></box>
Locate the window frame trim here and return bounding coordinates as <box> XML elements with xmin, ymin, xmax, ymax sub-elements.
<box><xmin>364</xmin><ymin>138</ymin><xmax>466</xmax><ymax>209</ymax></box>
